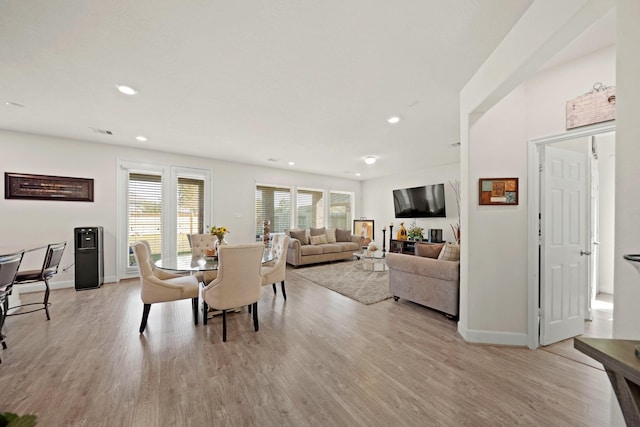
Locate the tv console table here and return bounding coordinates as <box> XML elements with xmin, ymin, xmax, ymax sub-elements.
<box><xmin>389</xmin><ymin>239</ymin><xmax>444</xmax><ymax>255</ymax></box>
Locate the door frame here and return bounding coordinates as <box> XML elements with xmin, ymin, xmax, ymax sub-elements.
<box><xmin>527</xmin><ymin>122</ymin><xmax>615</xmax><ymax>349</ymax></box>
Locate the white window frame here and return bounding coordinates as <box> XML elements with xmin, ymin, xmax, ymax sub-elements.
<box><xmin>117</xmin><ymin>159</ymin><xmax>211</xmax><ymax>279</ymax></box>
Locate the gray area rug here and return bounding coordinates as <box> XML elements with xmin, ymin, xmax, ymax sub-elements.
<box><xmin>292</xmin><ymin>261</ymin><xmax>392</xmax><ymax>305</ymax></box>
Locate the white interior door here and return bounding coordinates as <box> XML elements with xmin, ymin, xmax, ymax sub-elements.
<box><xmin>540</xmin><ymin>145</ymin><xmax>588</xmax><ymax>345</ymax></box>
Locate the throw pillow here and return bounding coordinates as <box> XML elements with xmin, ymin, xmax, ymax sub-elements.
<box><xmin>325</xmin><ymin>228</ymin><xmax>337</xmax><ymax>243</ymax></box>
<box><xmin>415</xmin><ymin>242</ymin><xmax>444</xmax><ymax>259</ymax></box>
<box><xmin>438</xmin><ymin>242</ymin><xmax>460</xmax><ymax>261</ymax></box>
<box><xmin>310</xmin><ymin>234</ymin><xmax>328</xmax><ymax>245</ymax></box>
<box><xmin>289</xmin><ymin>229</ymin><xmax>309</xmax><ymax>245</ymax></box>
<box><xmin>310</xmin><ymin>227</ymin><xmax>326</xmax><ymax>236</ymax></box>
<box><xmin>335</xmin><ymin>229</ymin><xmax>352</xmax><ymax>242</ymax></box>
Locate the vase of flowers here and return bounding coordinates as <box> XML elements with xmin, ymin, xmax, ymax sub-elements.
<box><xmin>407</xmin><ymin>222</ymin><xmax>424</xmax><ymax>241</ymax></box>
<box><xmin>210</xmin><ymin>226</ymin><xmax>229</xmax><ymax>252</ymax></box>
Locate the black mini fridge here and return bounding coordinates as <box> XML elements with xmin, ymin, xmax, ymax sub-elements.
<box><xmin>74</xmin><ymin>226</ymin><xmax>104</xmax><ymax>290</ymax></box>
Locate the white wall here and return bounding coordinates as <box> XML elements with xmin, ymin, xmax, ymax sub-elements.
<box><xmin>361</xmin><ymin>163</ymin><xmax>460</xmax><ymax>249</ymax></box>
<box><xmin>460</xmin><ymin>0</ymin><xmax>616</xmax><ymax>345</ymax></box>
<box><xmin>0</xmin><ymin>130</ymin><xmax>361</xmax><ymax>288</ymax></box>
<box><xmin>614</xmin><ymin>0</ymin><xmax>640</xmax><ymax>340</ymax></box>
<box><xmin>596</xmin><ymin>132</ymin><xmax>616</xmax><ymax>294</ymax></box>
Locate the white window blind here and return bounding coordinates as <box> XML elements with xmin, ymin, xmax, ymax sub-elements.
<box><xmin>177</xmin><ymin>177</ymin><xmax>204</xmax><ymax>254</ymax></box>
<box><xmin>328</xmin><ymin>191</ymin><xmax>353</xmax><ymax>230</ymax></box>
<box><xmin>256</xmin><ymin>185</ymin><xmax>291</xmax><ymax>238</ymax></box>
<box><xmin>297</xmin><ymin>188</ymin><xmax>324</xmax><ymax>229</ymax></box>
<box><xmin>128</xmin><ymin>173</ymin><xmax>162</xmax><ymax>265</ymax></box>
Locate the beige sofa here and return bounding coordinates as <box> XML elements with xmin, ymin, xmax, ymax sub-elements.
<box><xmin>285</xmin><ymin>227</ymin><xmax>362</xmax><ymax>267</ymax></box>
<box><xmin>386</xmin><ymin>248</ymin><xmax>460</xmax><ymax>318</ymax></box>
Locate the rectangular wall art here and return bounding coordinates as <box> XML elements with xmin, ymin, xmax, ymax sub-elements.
<box><xmin>353</xmin><ymin>219</ymin><xmax>374</xmax><ymax>241</ymax></box>
<box><xmin>5</xmin><ymin>172</ymin><xmax>94</xmax><ymax>202</ymax></box>
<box><xmin>479</xmin><ymin>178</ymin><xmax>518</xmax><ymax>206</ymax></box>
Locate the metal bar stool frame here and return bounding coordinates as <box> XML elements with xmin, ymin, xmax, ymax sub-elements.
<box><xmin>7</xmin><ymin>242</ymin><xmax>66</xmax><ymax>321</ymax></box>
<box><xmin>0</xmin><ymin>250</ymin><xmax>25</xmax><ymax>363</ymax></box>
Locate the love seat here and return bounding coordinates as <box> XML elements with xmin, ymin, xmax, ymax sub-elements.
<box><xmin>386</xmin><ymin>242</ymin><xmax>460</xmax><ymax>318</ymax></box>
<box><xmin>285</xmin><ymin>227</ymin><xmax>362</xmax><ymax>267</ymax></box>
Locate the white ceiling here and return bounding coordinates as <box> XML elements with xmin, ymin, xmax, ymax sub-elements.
<box><xmin>0</xmin><ymin>1</ymin><xmax>614</xmax><ymax>180</ymax></box>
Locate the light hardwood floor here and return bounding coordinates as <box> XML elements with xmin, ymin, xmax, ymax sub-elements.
<box><xmin>1</xmin><ymin>267</ymin><xmax>613</xmax><ymax>426</ymax></box>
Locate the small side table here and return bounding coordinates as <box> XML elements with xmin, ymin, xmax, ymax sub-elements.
<box><xmin>574</xmin><ymin>337</ymin><xmax>640</xmax><ymax>426</ymax></box>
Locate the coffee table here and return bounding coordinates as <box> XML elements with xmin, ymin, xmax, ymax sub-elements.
<box><xmin>353</xmin><ymin>250</ymin><xmax>388</xmax><ymax>271</ymax></box>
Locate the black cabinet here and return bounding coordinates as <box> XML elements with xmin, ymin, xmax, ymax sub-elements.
<box><xmin>74</xmin><ymin>227</ymin><xmax>104</xmax><ymax>290</ymax></box>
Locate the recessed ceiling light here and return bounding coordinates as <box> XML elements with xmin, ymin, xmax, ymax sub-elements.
<box><xmin>356</xmin><ymin>173</ymin><xmax>361</xmax><ymax>177</ymax></box>
<box><xmin>288</xmin><ymin>161</ymin><xmax>295</xmax><ymax>166</ymax></box>
<box><xmin>5</xmin><ymin>101</ymin><xmax>24</xmax><ymax>108</ymax></box>
<box><xmin>364</xmin><ymin>156</ymin><xmax>377</xmax><ymax>165</ymax></box>
<box><xmin>116</xmin><ymin>84</ymin><xmax>138</xmax><ymax>95</ymax></box>
<box><xmin>387</xmin><ymin>116</ymin><xmax>401</xmax><ymax>124</ymax></box>
<box><xmin>136</xmin><ymin>136</ymin><xmax>147</xmax><ymax>142</ymax></box>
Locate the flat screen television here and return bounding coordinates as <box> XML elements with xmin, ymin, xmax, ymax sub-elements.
<box><xmin>393</xmin><ymin>184</ymin><xmax>446</xmax><ymax>218</ymax></box>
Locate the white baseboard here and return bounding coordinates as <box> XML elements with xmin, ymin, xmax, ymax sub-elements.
<box><xmin>458</xmin><ymin>324</ymin><xmax>528</xmax><ymax>347</ymax></box>
<box><xmin>16</xmin><ymin>276</ymin><xmax>118</xmax><ymax>294</ymax></box>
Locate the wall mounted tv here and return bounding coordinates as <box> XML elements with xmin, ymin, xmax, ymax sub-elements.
<box><xmin>393</xmin><ymin>184</ymin><xmax>446</xmax><ymax>218</ymax></box>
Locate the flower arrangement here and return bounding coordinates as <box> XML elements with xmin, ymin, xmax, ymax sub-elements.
<box><xmin>210</xmin><ymin>226</ymin><xmax>229</xmax><ymax>240</ymax></box>
<box><xmin>407</xmin><ymin>222</ymin><xmax>424</xmax><ymax>241</ymax></box>
<box><xmin>368</xmin><ymin>242</ymin><xmax>378</xmax><ymax>252</ymax></box>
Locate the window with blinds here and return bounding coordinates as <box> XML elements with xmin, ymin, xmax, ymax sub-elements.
<box><xmin>297</xmin><ymin>188</ymin><xmax>324</xmax><ymax>229</ymax></box>
<box><xmin>177</xmin><ymin>177</ymin><xmax>204</xmax><ymax>254</ymax></box>
<box><xmin>128</xmin><ymin>173</ymin><xmax>162</xmax><ymax>265</ymax></box>
<box><xmin>256</xmin><ymin>185</ymin><xmax>291</xmax><ymax>239</ymax></box>
<box><xmin>328</xmin><ymin>191</ymin><xmax>353</xmax><ymax>230</ymax></box>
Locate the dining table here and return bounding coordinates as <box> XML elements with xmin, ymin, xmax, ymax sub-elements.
<box><xmin>154</xmin><ymin>250</ymin><xmax>274</xmax><ymax>273</ymax></box>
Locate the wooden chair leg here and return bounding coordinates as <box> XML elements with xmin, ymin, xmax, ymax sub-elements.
<box><xmin>44</xmin><ymin>277</ymin><xmax>51</xmax><ymax>320</ymax></box>
<box><xmin>253</xmin><ymin>302</ymin><xmax>259</xmax><ymax>332</ymax></box>
<box><xmin>192</xmin><ymin>297</ymin><xmax>199</xmax><ymax>325</ymax></box>
<box><xmin>139</xmin><ymin>304</ymin><xmax>151</xmax><ymax>333</ymax></box>
<box><xmin>222</xmin><ymin>310</ymin><xmax>227</xmax><ymax>342</ymax></box>
<box><xmin>281</xmin><ymin>280</ymin><xmax>286</xmax><ymax>300</ymax></box>
<box><xmin>248</xmin><ymin>304</ymin><xmax>252</xmax><ymax>314</ymax></box>
<box><xmin>272</xmin><ymin>283</ymin><xmax>277</xmax><ymax>294</ymax></box>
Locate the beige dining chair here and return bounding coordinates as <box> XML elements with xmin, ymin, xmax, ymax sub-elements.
<box><xmin>188</xmin><ymin>233</ymin><xmax>218</xmax><ymax>284</ymax></box>
<box><xmin>202</xmin><ymin>243</ymin><xmax>264</xmax><ymax>342</ymax></box>
<box><xmin>131</xmin><ymin>240</ymin><xmax>200</xmax><ymax>333</ymax></box>
<box><xmin>261</xmin><ymin>234</ymin><xmax>290</xmax><ymax>300</ymax></box>
<box><xmin>8</xmin><ymin>241</ymin><xmax>66</xmax><ymax>320</ymax></box>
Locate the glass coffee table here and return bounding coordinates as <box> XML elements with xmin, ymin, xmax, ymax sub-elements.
<box><xmin>352</xmin><ymin>250</ymin><xmax>388</xmax><ymax>271</ymax></box>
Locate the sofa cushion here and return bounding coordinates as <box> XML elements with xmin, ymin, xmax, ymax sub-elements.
<box><xmin>290</xmin><ymin>229</ymin><xmax>309</xmax><ymax>245</ymax></box>
<box><xmin>325</xmin><ymin>228</ymin><xmax>337</xmax><ymax>243</ymax></box>
<box><xmin>415</xmin><ymin>242</ymin><xmax>444</xmax><ymax>259</ymax></box>
<box><xmin>300</xmin><ymin>244</ymin><xmax>324</xmax><ymax>256</ymax></box>
<box><xmin>321</xmin><ymin>244</ymin><xmax>342</xmax><ymax>254</ymax></box>
<box><xmin>438</xmin><ymin>242</ymin><xmax>460</xmax><ymax>261</ymax></box>
<box><xmin>310</xmin><ymin>227</ymin><xmax>326</xmax><ymax>236</ymax></box>
<box><xmin>310</xmin><ymin>234</ymin><xmax>328</xmax><ymax>245</ymax></box>
<box><xmin>335</xmin><ymin>229</ymin><xmax>352</xmax><ymax>242</ymax></box>
<box><xmin>335</xmin><ymin>241</ymin><xmax>360</xmax><ymax>252</ymax></box>
<box><xmin>387</xmin><ymin>253</ymin><xmax>459</xmax><ymax>282</ymax></box>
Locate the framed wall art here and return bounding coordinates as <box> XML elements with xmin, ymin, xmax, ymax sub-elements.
<box><xmin>353</xmin><ymin>219</ymin><xmax>374</xmax><ymax>241</ymax></box>
<box><xmin>479</xmin><ymin>178</ymin><xmax>518</xmax><ymax>206</ymax></box>
<box><xmin>5</xmin><ymin>172</ymin><xmax>94</xmax><ymax>202</ymax></box>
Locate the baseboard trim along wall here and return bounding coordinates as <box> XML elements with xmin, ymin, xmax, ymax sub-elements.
<box><xmin>458</xmin><ymin>325</ymin><xmax>528</xmax><ymax>347</ymax></box>
<box><xmin>16</xmin><ymin>276</ymin><xmax>118</xmax><ymax>294</ymax></box>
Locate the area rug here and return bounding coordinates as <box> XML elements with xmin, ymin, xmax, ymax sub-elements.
<box><xmin>292</xmin><ymin>261</ymin><xmax>392</xmax><ymax>305</ymax></box>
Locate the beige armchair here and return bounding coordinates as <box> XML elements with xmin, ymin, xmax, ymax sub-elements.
<box><xmin>261</xmin><ymin>234</ymin><xmax>290</xmax><ymax>300</ymax></box>
<box><xmin>131</xmin><ymin>241</ymin><xmax>200</xmax><ymax>333</ymax></box>
<box><xmin>188</xmin><ymin>233</ymin><xmax>218</xmax><ymax>284</ymax></box>
<box><xmin>202</xmin><ymin>243</ymin><xmax>264</xmax><ymax>342</ymax></box>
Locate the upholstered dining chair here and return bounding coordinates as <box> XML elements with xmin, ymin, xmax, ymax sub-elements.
<box><xmin>9</xmin><ymin>242</ymin><xmax>66</xmax><ymax>321</ymax></box>
<box><xmin>188</xmin><ymin>233</ymin><xmax>218</xmax><ymax>284</ymax></box>
<box><xmin>131</xmin><ymin>240</ymin><xmax>200</xmax><ymax>334</ymax></box>
<box><xmin>0</xmin><ymin>250</ymin><xmax>24</xmax><ymax>363</ymax></box>
<box><xmin>261</xmin><ymin>234</ymin><xmax>290</xmax><ymax>300</ymax></box>
<box><xmin>202</xmin><ymin>243</ymin><xmax>264</xmax><ymax>342</ymax></box>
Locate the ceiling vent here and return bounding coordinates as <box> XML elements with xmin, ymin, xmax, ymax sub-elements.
<box><xmin>90</xmin><ymin>127</ymin><xmax>113</xmax><ymax>135</ymax></box>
